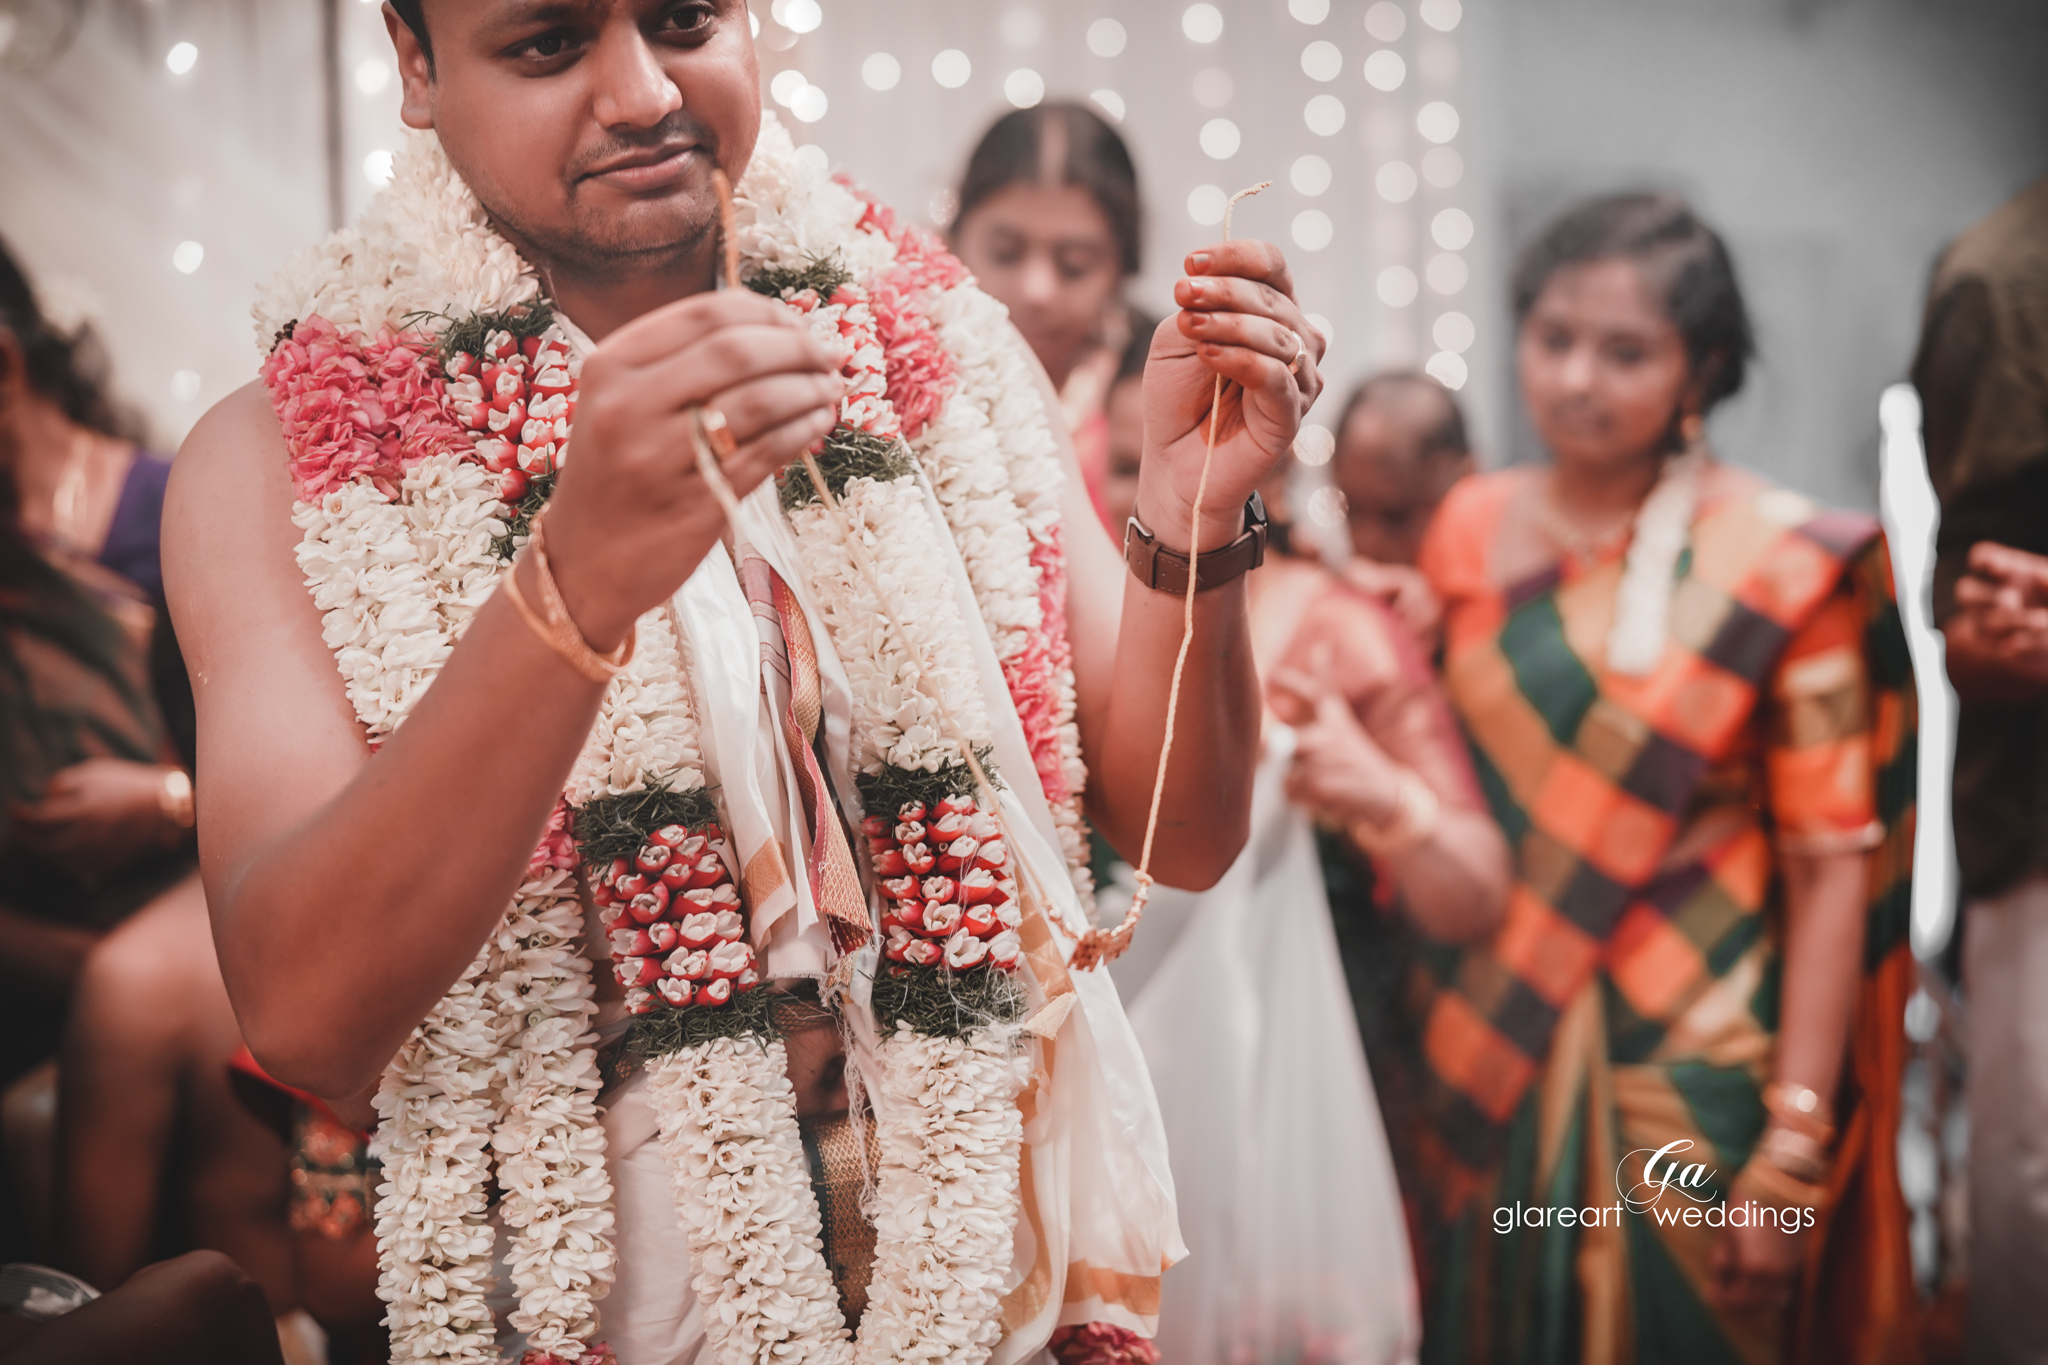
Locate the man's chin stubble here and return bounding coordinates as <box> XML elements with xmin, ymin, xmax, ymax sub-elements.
<box><xmin>486</xmin><ymin>200</ymin><xmax>718</xmax><ymax>281</ymax></box>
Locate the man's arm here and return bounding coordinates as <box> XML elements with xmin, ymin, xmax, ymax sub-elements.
<box><xmin>166</xmin><ymin>293</ymin><xmax>840</xmax><ymax>1100</ymax></box>
<box><xmin>1064</xmin><ymin>241</ymin><xmax>1322</xmax><ymax>889</ymax></box>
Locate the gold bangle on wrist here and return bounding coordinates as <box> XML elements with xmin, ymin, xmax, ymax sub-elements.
<box><xmin>1756</xmin><ymin>1123</ymin><xmax>1830</xmax><ymax>1184</ymax></box>
<box><xmin>1764</xmin><ymin>1081</ymin><xmax>1836</xmax><ymax>1143</ymax></box>
<box><xmin>502</xmin><ymin>509</ymin><xmax>637</xmax><ymax>685</ymax></box>
<box><xmin>1349</xmin><ymin>769</ymin><xmax>1441</xmax><ymax>858</ymax></box>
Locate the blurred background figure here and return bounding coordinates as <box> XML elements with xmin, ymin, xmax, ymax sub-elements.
<box><xmin>0</xmin><ymin>237</ymin><xmax>379</xmax><ymax>1364</ymax></box>
<box><xmin>0</xmin><ymin>232</ymin><xmax>195</xmax><ymax>1257</ymax></box>
<box><xmin>1095</xmin><ymin>323</ymin><xmax>1151</xmax><ymax>536</ymax></box>
<box><xmin>1329</xmin><ymin>370</ymin><xmax>1473</xmax><ymax>644</ymax></box>
<box><xmin>950</xmin><ymin>102</ymin><xmax>1148</xmax><ymax>532</ymax></box>
<box><xmin>1913</xmin><ymin>175</ymin><xmax>2048</xmax><ymax>1365</ymax></box>
<box><xmin>1114</xmin><ymin>467</ymin><xmax>1508</xmax><ymax>1365</ymax></box>
<box><xmin>1411</xmin><ymin>194</ymin><xmax>1922</xmax><ymax>1363</ymax></box>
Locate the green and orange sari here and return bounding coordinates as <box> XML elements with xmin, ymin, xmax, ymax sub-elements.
<box><xmin>1404</xmin><ymin>468</ymin><xmax>1921</xmax><ymax>1365</ymax></box>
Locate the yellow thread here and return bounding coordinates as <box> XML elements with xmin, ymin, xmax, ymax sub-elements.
<box><xmin>1071</xmin><ymin>179</ymin><xmax>1269</xmax><ymax>972</ymax></box>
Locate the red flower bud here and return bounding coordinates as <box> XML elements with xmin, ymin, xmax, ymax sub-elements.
<box><xmin>937</xmin><ymin>837</ymin><xmax>978</xmax><ymax>872</ymax></box>
<box><xmin>735</xmin><ymin>967</ymin><xmax>760</xmax><ymax>993</ymax></box>
<box><xmin>488</xmin><ymin>398</ymin><xmax>527</xmax><ymax>434</ymax></box>
<box><xmin>626</xmin><ymin>886</ymin><xmax>670</xmax><ymax>925</ymax></box>
<box><xmin>496</xmin><ymin>468</ymin><xmax>528</xmax><ymax>503</ymax></box>
<box><xmin>682</xmin><ymin>855</ymin><xmax>725</xmax><ymax>890</ymax></box>
<box><xmin>943</xmin><ymin>930</ymin><xmax>989</xmax><ymax>970</ymax></box>
<box><xmin>707</xmin><ymin>884</ymin><xmax>739</xmax><ymax>910</ymax></box>
<box><xmin>646</xmin><ymin>921</ymin><xmax>679</xmax><ymax>953</ymax></box>
<box><xmin>974</xmin><ymin>840</ymin><xmax>1008</xmax><ymax>871</ymax></box>
<box><xmin>919</xmin><ymin>901</ymin><xmax>963</xmax><ymax>938</ymax></box>
<box><xmin>475</xmin><ymin>437</ymin><xmax>517</xmax><ymax>471</ymax></box>
<box><xmin>699</xmin><ymin>977</ymin><xmax>734</xmax><ymax>1007</ymax></box>
<box><xmin>902</xmin><ymin>939</ymin><xmax>942</xmax><ymax>967</ymax></box>
<box><xmin>675</xmin><ymin>912</ymin><xmax>720</xmax><ymax>949</ymax></box>
<box><xmin>872</xmin><ymin>849</ymin><xmax>910</xmax><ymax>877</ymax></box>
<box><xmin>902</xmin><ymin>843</ymin><xmax>936</xmax><ymax>876</ymax></box>
<box><xmin>615</xmin><ymin>956</ymin><xmax>662</xmax><ymax>988</ymax></box>
<box><xmin>996</xmin><ymin>899</ymin><xmax>1023</xmax><ymax>930</ymax></box>
<box><xmin>590</xmin><ymin>879</ymin><xmax>618</xmax><ymax>908</ymax></box>
<box><xmin>614</xmin><ymin>870</ymin><xmax>651</xmax><ymax>899</ymax></box>
<box><xmin>884</xmin><ymin>926</ymin><xmax>913</xmax><ymax>962</ymax></box>
<box><xmin>625</xmin><ymin>986</ymin><xmax>659</xmax><ymax>1015</ymax></box>
<box><xmin>930</xmin><ymin>812</ymin><xmax>971</xmax><ymax>840</ymax></box>
<box><xmin>986</xmin><ymin>929</ymin><xmax>1022</xmax><ymax>971</ymax></box>
<box><xmin>897</xmin><ymin>800</ymin><xmax>928</xmax><ymax>822</ymax></box>
<box><xmin>895</xmin><ymin>821</ymin><xmax>927</xmax><ymax>844</ymax></box>
<box><xmin>921</xmin><ymin>875</ymin><xmax>957</xmax><ymax>904</ymax></box>
<box><xmin>635</xmin><ymin>843</ymin><xmax>673</xmax><ymax>874</ymax></box>
<box><xmin>484</xmin><ymin>331</ymin><xmax>518</xmax><ymax>361</ymax></box>
<box><xmin>648</xmin><ymin>824</ymin><xmax>690</xmax><ymax>848</ymax></box>
<box><xmin>656</xmin><ymin>977</ymin><xmax>693</xmax><ymax>1008</ymax></box>
<box><xmin>445</xmin><ymin>351</ymin><xmax>477</xmax><ymax>379</ymax></box>
<box><xmin>935</xmin><ymin>794</ymin><xmax>976</xmax><ymax>818</ymax></box>
<box><xmin>520</xmin><ymin>335</ymin><xmax>543</xmax><ymax>361</ymax></box>
<box><xmin>610</xmin><ymin>928</ymin><xmax>654</xmax><ymax>958</ymax></box>
<box><xmin>659</xmin><ymin>862</ymin><xmax>691</xmax><ymax>890</ymax></box>
<box><xmin>666</xmin><ymin>948</ymin><xmax>711</xmax><ymax>980</ymax></box>
<box><xmin>707</xmin><ymin>941</ymin><xmax>751</xmax><ymax>979</ymax></box>
<box><xmin>860</xmin><ymin>815</ymin><xmax>894</xmax><ymax>839</ymax></box>
<box><xmin>957</xmin><ymin>868</ymin><xmax>999</xmax><ymax>905</ymax></box>
<box><xmin>963</xmin><ymin>904</ymin><xmax>999</xmax><ymax>938</ymax></box>
<box><xmin>879</xmin><ymin>875</ymin><xmax>920</xmax><ymax>902</ymax></box>
<box><xmin>968</xmin><ymin>812</ymin><xmax>1001</xmax><ymax>840</ymax></box>
<box><xmin>712</xmin><ymin>910</ymin><xmax>744</xmax><ymax>943</ymax></box>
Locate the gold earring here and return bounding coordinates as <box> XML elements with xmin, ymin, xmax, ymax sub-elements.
<box><xmin>1680</xmin><ymin>411</ymin><xmax>1705</xmax><ymax>447</ymax></box>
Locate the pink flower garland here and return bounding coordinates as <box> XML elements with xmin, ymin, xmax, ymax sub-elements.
<box><xmin>1019</xmin><ymin>528</ymin><xmax>1079</xmax><ymax>807</ymax></box>
<box><xmin>262</xmin><ymin>315</ymin><xmax>468</xmax><ymax>501</ymax></box>
<box><xmin>1049</xmin><ymin>1323</ymin><xmax>1161</xmax><ymax>1365</ymax></box>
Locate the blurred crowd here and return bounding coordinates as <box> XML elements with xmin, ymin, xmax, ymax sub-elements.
<box><xmin>3</xmin><ymin>86</ymin><xmax>2045</xmax><ymax>1365</ymax></box>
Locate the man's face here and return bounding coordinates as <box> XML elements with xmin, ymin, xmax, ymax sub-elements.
<box><xmin>1333</xmin><ymin>401</ymin><xmax>1467</xmax><ymax>566</ymax></box>
<box><xmin>390</xmin><ymin>0</ymin><xmax>761</xmax><ymax>278</ymax></box>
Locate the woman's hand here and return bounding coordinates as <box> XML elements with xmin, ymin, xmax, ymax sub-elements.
<box><xmin>1710</xmin><ymin>1195</ymin><xmax>1808</xmax><ymax>1312</ymax></box>
<box><xmin>10</xmin><ymin>758</ymin><xmax>183</xmax><ymax>865</ymax></box>
<box><xmin>1267</xmin><ymin>666</ymin><xmax>1403</xmax><ymax>827</ymax></box>
<box><xmin>541</xmin><ymin>290</ymin><xmax>845</xmax><ymax>649</ymax></box>
<box><xmin>1137</xmin><ymin>241</ymin><xmax>1325</xmax><ymax>551</ymax></box>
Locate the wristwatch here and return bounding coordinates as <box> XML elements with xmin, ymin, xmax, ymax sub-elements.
<box><xmin>1123</xmin><ymin>492</ymin><xmax>1268</xmax><ymax>594</ymax></box>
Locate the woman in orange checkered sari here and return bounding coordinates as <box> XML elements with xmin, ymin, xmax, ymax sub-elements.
<box><xmin>1405</xmin><ymin>195</ymin><xmax>1921</xmax><ymax>1364</ymax></box>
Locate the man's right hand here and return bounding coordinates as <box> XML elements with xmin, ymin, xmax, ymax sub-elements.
<box><xmin>1946</xmin><ymin>540</ymin><xmax>2048</xmax><ymax>703</ymax></box>
<box><xmin>542</xmin><ymin>291</ymin><xmax>844</xmax><ymax>649</ymax></box>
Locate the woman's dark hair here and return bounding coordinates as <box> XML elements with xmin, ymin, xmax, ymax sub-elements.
<box><xmin>1511</xmin><ymin>192</ymin><xmax>1754</xmax><ymax>412</ymax></box>
<box><xmin>0</xmin><ymin>236</ymin><xmax>143</xmax><ymax>443</ymax></box>
<box><xmin>955</xmin><ymin>103</ymin><xmax>1143</xmax><ymax>276</ymax></box>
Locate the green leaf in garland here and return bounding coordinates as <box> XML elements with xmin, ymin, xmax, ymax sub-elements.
<box><xmin>777</xmin><ymin>424</ymin><xmax>916</xmax><ymax>512</ymax></box>
<box><xmin>870</xmin><ymin>961</ymin><xmax>1027</xmax><ymax>1038</ymax></box>
<box><xmin>745</xmin><ymin>253</ymin><xmax>855</xmax><ymax>304</ymax></box>
<box><xmin>490</xmin><ymin>469</ymin><xmax>556</xmax><ymax>562</ymax></box>
<box><xmin>573</xmin><ymin>780</ymin><xmax>723</xmax><ymax>871</ymax></box>
<box><xmin>625</xmin><ymin>986</ymin><xmax>778</xmax><ymax>1058</ymax></box>
<box><xmin>855</xmin><ymin>757</ymin><xmax>999</xmax><ymax>823</ymax></box>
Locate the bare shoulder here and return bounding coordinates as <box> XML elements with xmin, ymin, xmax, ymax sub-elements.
<box><xmin>163</xmin><ymin>380</ymin><xmax>364</xmax><ymax>893</ymax></box>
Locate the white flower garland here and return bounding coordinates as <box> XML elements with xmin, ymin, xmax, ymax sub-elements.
<box><xmin>646</xmin><ymin>1038</ymin><xmax>853</xmax><ymax>1363</ymax></box>
<box><xmin>268</xmin><ymin>113</ymin><xmax>1078</xmax><ymax>1362</ymax></box>
<box><xmin>1606</xmin><ymin>447</ymin><xmax>1707</xmax><ymax>676</ymax></box>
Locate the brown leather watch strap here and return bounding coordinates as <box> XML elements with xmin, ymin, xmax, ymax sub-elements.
<box><xmin>1123</xmin><ymin>493</ymin><xmax>1269</xmax><ymax>594</ymax></box>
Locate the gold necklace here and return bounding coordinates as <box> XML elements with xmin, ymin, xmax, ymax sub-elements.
<box><xmin>1536</xmin><ymin>470</ymin><xmax>1637</xmax><ymax>560</ymax></box>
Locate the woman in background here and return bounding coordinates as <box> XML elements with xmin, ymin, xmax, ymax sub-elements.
<box><xmin>951</xmin><ymin>101</ymin><xmax>1145</xmax><ymax>532</ymax></box>
<box><xmin>1409</xmin><ymin>194</ymin><xmax>1920</xmax><ymax>1362</ymax></box>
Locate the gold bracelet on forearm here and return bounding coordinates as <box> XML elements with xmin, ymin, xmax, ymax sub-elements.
<box><xmin>501</xmin><ymin>509</ymin><xmax>636</xmax><ymax>685</ymax></box>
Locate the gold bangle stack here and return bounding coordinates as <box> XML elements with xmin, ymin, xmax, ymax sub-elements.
<box><xmin>501</xmin><ymin>508</ymin><xmax>637</xmax><ymax>685</ymax></box>
<box><xmin>1349</xmin><ymin>768</ymin><xmax>1441</xmax><ymax>858</ymax></box>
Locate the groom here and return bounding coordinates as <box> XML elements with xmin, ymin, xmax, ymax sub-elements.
<box><xmin>164</xmin><ymin>0</ymin><xmax>1323</xmax><ymax>1351</ymax></box>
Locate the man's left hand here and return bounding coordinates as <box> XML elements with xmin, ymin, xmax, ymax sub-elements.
<box><xmin>1137</xmin><ymin>240</ymin><xmax>1324</xmax><ymax>551</ymax></box>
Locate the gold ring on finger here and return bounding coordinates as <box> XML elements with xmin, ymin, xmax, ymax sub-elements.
<box><xmin>699</xmin><ymin>403</ymin><xmax>739</xmax><ymax>460</ymax></box>
<box><xmin>1287</xmin><ymin>333</ymin><xmax>1308</xmax><ymax>376</ymax></box>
